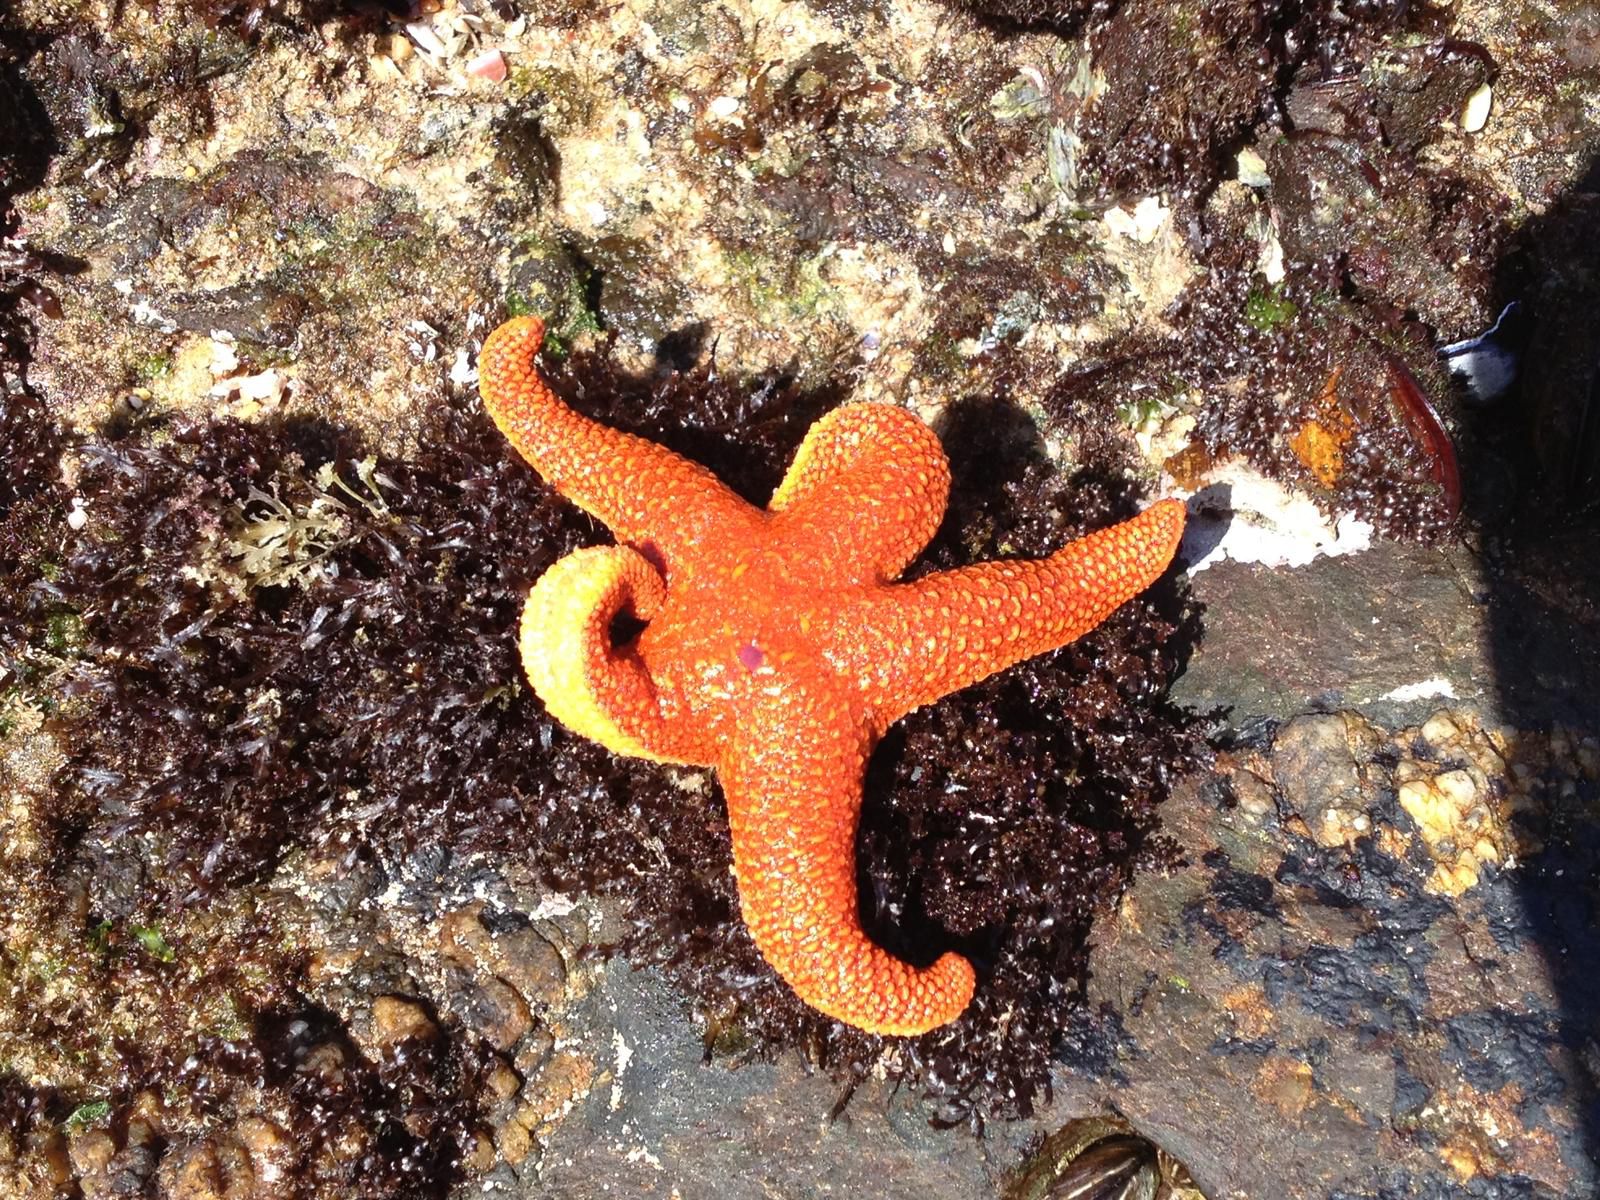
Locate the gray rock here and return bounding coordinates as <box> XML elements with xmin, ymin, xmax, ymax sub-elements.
<box><xmin>1173</xmin><ymin>542</ymin><xmax>1490</xmax><ymax>726</ymax></box>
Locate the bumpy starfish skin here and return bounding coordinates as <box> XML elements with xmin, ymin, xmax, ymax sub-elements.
<box><xmin>480</xmin><ymin>316</ymin><xmax>1187</xmax><ymax>1036</ymax></box>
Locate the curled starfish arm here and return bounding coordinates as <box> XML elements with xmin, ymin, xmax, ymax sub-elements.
<box><xmin>520</xmin><ymin>546</ymin><xmax>701</xmax><ymax>765</ymax></box>
<box><xmin>484</xmin><ymin>311</ymin><xmax>1190</xmax><ymax>1033</ymax></box>
<box><xmin>850</xmin><ymin>499</ymin><xmax>1187</xmax><ymax>722</ymax></box>
<box><xmin>721</xmin><ymin>682</ymin><xmax>977</xmax><ymax>1035</ymax></box>
<box><xmin>479</xmin><ymin>317</ymin><xmax>758</xmax><ymax>559</ymax></box>
<box><xmin>768</xmin><ymin>403</ymin><xmax>952</xmax><ymax>585</ymax></box>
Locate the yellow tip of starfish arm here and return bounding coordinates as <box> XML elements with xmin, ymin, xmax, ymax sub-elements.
<box><xmin>519</xmin><ymin>546</ymin><xmax>674</xmax><ymax>763</ymax></box>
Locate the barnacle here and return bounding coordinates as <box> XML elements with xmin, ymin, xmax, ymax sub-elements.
<box><xmin>1006</xmin><ymin>1115</ymin><xmax>1203</xmax><ymax>1200</ymax></box>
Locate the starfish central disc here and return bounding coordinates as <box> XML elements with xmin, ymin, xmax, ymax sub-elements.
<box><xmin>478</xmin><ymin>315</ymin><xmax>1187</xmax><ymax>1036</ymax></box>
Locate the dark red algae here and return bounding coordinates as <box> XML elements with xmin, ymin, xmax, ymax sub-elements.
<box><xmin>166</xmin><ymin>0</ymin><xmax>415</xmax><ymax>39</ymax></box>
<box><xmin>3</xmin><ymin>342</ymin><xmax>1203</xmax><ymax>1180</ymax></box>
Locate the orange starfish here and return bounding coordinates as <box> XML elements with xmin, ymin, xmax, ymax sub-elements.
<box><xmin>480</xmin><ymin>316</ymin><xmax>1186</xmax><ymax>1036</ymax></box>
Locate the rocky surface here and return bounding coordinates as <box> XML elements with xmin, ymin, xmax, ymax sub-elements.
<box><xmin>4</xmin><ymin>0</ymin><xmax>1600</xmax><ymax>1197</ymax></box>
<box><xmin>1062</xmin><ymin>703</ymin><xmax>1599</xmax><ymax>1200</ymax></box>
<box><xmin>435</xmin><ymin>561</ymin><xmax>1600</xmax><ymax>1200</ymax></box>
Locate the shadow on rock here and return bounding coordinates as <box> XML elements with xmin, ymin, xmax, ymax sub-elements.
<box><xmin>1456</xmin><ymin>148</ymin><xmax>1600</xmax><ymax>1191</ymax></box>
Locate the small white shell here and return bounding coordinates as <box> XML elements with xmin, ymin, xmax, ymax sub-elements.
<box><xmin>1461</xmin><ymin>83</ymin><xmax>1493</xmax><ymax>134</ymax></box>
<box><xmin>1236</xmin><ymin>146</ymin><xmax>1270</xmax><ymax>189</ymax></box>
<box><xmin>405</xmin><ymin>21</ymin><xmax>449</xmax><ymax>59</ymax></box>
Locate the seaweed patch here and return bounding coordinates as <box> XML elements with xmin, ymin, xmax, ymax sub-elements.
<box><xmin>1</xmin><ymin>338</ymin><xmax>1203</xmax><ymax>1190</ymax></box>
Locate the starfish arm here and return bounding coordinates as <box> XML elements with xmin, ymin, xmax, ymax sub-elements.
<box><xmin>768</xmin><ymin>403</ymin><xmax>951</xmax><ymax>585</ymax></box>
<box><xmin>479</xmin><ymin>317</ymin><xmax>759</xmax><ymax>561</ymax></box>
<box><xmin>720</xmin><ymin>682</ymin><xmax>976</xmax><ymax>1036</ymax></box>
<box><xmin>520</xmin><ymin>546</ymin><xmax>703</xmax><ymax>765</ymax></box>
<box><xmin>848</xmin><ymin>499</ymin><xmax>1187</xmax><ymax>723</ymax></box>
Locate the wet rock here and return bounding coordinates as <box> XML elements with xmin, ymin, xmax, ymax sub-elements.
<box><xmin>447</xmin><ymin>970</ymin><xmax>532</xmax><ymax>1052</ymax></box>
<box><xmin>1320</xmin><ymin>42</ymin><xmax>1493</xmax><ymax>156</ymax></box>
<box><xmin>368</xmin><ymin>995</ymin><xmax>439</xmax><ymax>1050</ymax></box>
<box><xmin>506</xmin><ymin>237</ymin><xmax>590</xmax><ymax>335</ymax></box>
<box><xmin>313</xmin><ymin>938</ymin><xmax>421</xmax><ymax>1002</ymax></box>
<box><xmin>15</xmin><ymin>1065</ymin><xmax>154</xmax><ymax>1193</ymax></box>
<box><xmin>23</xmin><ymin>1126</ymin><xmax>73</xmax><ymax>1190</ymax></box>
<box><xmin>298</xmin><ymin>853</ymin><xmax>382</xmax><ymax>919</ymax></box>
<box><xmin>1047</xmin><ymin>708</ymin><xmax>1600</xmax><ymax>1200</ymax></box>
<box><xmin>926</xmin><ymin>236</ymin><xmax>1114</xmax><ymax>349</ymax></box>
<box><xmin>485</xmin><ymin>1057</ymin><xmax>523</xmax><ymax>1105</ymax></box>
<box><xmin>159</xmin><ymin>1136</ymin><xmax>252</xmax><ymax>1200</ymax></box>
<box><xmin>439</xmin><ymin>905</ymin><xmax>569</xmax><ymax>1012</ymax></box>
<box><xmin>585</xmin><ymin>234</ymin><xmax>692</xmax><ymax>354</ymax></box>
<box><xmin>491</xmin><ymin>927</ymin><xmax>569</xmax><ymax>1012</ymax></box>
<box><xmin>84</xmin><ymin>1152</ymin><xmax>160</xmax><ymax>1198</ymax></box>
<box><xmin>67</xmin><ymin>1128</ymin><xmax>116</xmax><ymax>1179</ymax></box>
<box><xmin>230</xmin><ymin>1117</ymin><xmax>293</xmax><ymax>1189</ymax></box>
<box><xmin>295</xmin><ymin>1041</ymin><xmax>348</xmax><ymax>1087</ymax></box>
<box><xmin>509</xmin><ymin>701</ymin><xmax>1599</xmax><ymax>1200</ymax></box>
<box><xmin>497</xmin><ymin>1047</ymin><xmax>593</xmax><ymax>1168</ymax></box>
<box><xmin>513</xmin><ymin>1025</ymin><xmax>556</xmax><ymax>1081</ymax></box>
<box><xmin>95</xmin><ymin>1132</ymin><xmax>161</xmax><ymax>1198</ymax></box>
<box><xmin>37</xmin><ymin>146</ymin><xmax>488</xmax><ymax>437</ymax></box>
<box><xmin>438</xmin><ymin>906</ymin><xmax>492</xmax><ymax>963</ymax></box>
<box><xmin>165</xmin><ymin>280</ymin><xmax>309</xmax><ymax>349</ymax></box>
<box><xmin>532</xmin><ymin>963</ymin><xmax>1040</xmax><ymax>1197</ymax></box>
<box><xmin>76</xmin><ymin>175</ymin><xmax>193</xmax><ymax>273</ymax></box>
<box><xmin>83</xmin><ymin>847</ymin><xmax>149</xmax><ymax>923</ymax></box>
<box><xmin>1263</xmin><ymin>131</ymin><xmax>1501</xmax><ymax>332</ymax></box>
<box><xmin>1174</xmin><ymin>540</ymin><xmax>1490</xmax><ymax>723</ymax></box>
<box><xmin>492</xmin><ymin>110</ymin><xmax>563</xmax><ymax>202</ymax></box>
<box><xmin>1228</xmin><ymin>766</ymin><xmax>1277</xmax><ymax>821</ymax></box>
<box><xmin>1270</xmin><ymin>711</ymin><xmax>1384</xmax><ymax>847</ymax></box>
<box><xmin>494</xmin><ymin>1112</ymin><xmax>534</xmax><ymax>1168</ymax></box>
<box><xmin>1392</xmin><ymin>716</ymin><xmax>1548</xmax><ymax>896</ymax></box>
<box><xmin>461</xmin><ymin>1129</ymin><xmax>497</xmax><ymax>1174</ymax></box>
